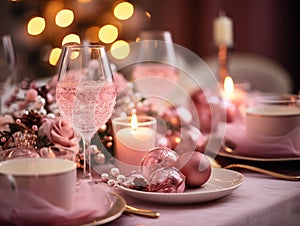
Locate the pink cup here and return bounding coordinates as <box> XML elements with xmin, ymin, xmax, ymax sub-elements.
<box><xmin>246</xmin><ymin>93</ymin><xmax>300</xmax><ymax>137</ymax></box>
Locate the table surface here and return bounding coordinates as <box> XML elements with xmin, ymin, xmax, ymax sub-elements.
<box><xmin>105</xmin><ymin>170</ymin><xmax>300</xmax><ymax>226</ymax></box>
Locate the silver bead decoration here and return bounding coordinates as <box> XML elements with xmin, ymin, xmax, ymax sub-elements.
<box><xmin>116</xmin><ymin>174</ymin><xmax>126</xmax><ymax>184</ymax></box>
<box><xmin>107</xmin><ymin>179</ymin><xmax>116</xmax><ymax>187</ymax></box>
<box><xmin>101</xmin><ymin>173</ymin><xmax>109</xmax><ymax>182</ymax></box>
<box><xmin>110</xmin><ymin>167</ymin><xmax>120</xmax><ymax>177</ymax></box>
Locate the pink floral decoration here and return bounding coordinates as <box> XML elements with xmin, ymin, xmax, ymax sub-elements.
<box><xmin>0</xmin><ymin>115</ymin><xmax>14</xmax><ymax>131</ymax></box>
<box><xmin>38</xmin><ymin>118</ymin><xmax>79</xmax><ymax>155</ymax></box>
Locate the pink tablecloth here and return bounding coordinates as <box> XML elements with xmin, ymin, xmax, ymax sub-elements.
<box><xmin>108</xmin><ymin>171</ymin><xmax>300</xmax><ymax>226</ymax></box>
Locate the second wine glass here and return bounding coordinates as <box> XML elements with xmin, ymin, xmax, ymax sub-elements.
<box><xmin>0</xmin><ymin>35</ymin><xmax>16</xmax><ymax>113</ymax></box>
<box><xmin>56</xmin><ymin>44</ymin><xmax>116</xmax><ymax>182</ymax></box>
<box><xmin>132</xmin><ymin>30</ymin><xmax>179</xmax><ymax>111</ymax></box>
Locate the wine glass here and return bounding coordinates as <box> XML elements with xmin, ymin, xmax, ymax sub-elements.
<box><xmin>132</xmin><ymin>30</ymin><xmax>179</xmax><ymax>111</ymax></box>
<box><xmin>56</xmin><ymin>44</ymin><xmax>116</xmax><ymax>182</ymax></box>
<box><xmin>0</xmin><ymin>35</ymin><xmax>16</xmax><ymax>113</ymax></box>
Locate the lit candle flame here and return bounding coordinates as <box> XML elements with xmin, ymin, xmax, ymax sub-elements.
<box><xmin>131</xmin><ymin>113</ymin><xmax>138</xmax><ymax>130</ymax></box>
<box><xmin>224</xmin><ymin>76</ymin><xmax>234</xmax><ymax>99</ymax></box>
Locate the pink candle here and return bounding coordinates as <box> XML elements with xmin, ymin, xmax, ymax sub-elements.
<box><xmin>112</xmin><ymin>114</ymin><xmax>156</xmax><ymax>172</ymax></box>
<box><xmin>221</xmin><ymin>76</ymin><xmax>247</xmax><ymax>121</ymax></box>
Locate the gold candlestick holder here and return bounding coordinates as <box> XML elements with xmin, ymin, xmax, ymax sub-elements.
<box><xmin>218</xmin><ymin>44</ymin><xmax>230</xmax><ymax>84</ymax></box>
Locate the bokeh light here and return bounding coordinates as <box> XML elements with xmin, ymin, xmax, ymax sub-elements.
<box><xmin>27</xmin><ymin>17</ymin><xmax>46</xmax><ymax>35</ymax></box>
<box><xmin>77</xmin><ymin>0</ymin><xmax>92</xmax><ymax>3</ymax></box>
<box><xmin>114</xmin><ymin>2</ymin><xmax>134</xmax><ymax>20</ymax></box>
<box><xmin>145</xmin><ymin>11</ymin><xmax>151</xmax><ymax>19</ymax></box>
<box><xmin>49</xmin><ymin>48</ymin><xmax>62</xmax><ymax>66</ymax></box>
<box><xmin>55</xmin><ymin>9</ymin><xmax>74</xmax><ymax>28</ymax></box>
<box><xmin>62</xmin><ymin>34</ymin><xmax>81</xmax><ymax>46</ymax></box>
<box><xmin>111</xmin><ymin>40</ymin><xmax>130</xmax><ymax>59</ymax></box>
<box><xmin>99</xmin><ymin>24</ymin><xmax>118</xmax><ymax>44</ymax></box>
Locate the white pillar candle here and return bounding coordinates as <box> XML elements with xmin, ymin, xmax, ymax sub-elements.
<box><xmin>112</xmin><ymin>115</ymin><xmax>156</xmax><ymax>170</ymax></box>
<box><xmin>213</xmin><ymin>14</ymin><xmax>233</xmax><ymax>46</ymax></box>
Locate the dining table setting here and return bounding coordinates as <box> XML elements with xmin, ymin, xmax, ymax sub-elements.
<box><xmin>0</xmin><ymin>11</ymin><xmax>300</xmax><ymax>226</ymax></box>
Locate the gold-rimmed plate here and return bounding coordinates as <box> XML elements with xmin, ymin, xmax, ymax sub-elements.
<box><xmin>117</xmin><ymin>168</ymin><xmax>243</xmax><ymax>204</ymax></box>
<box><xmin>81</xmin><ymin>193</ymin><xmax>125</xmax><ymax>226</ymax></box>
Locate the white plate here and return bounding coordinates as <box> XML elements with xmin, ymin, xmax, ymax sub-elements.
<box><xmin>81</xmin><ymin>193</ymin><xmax>125</xmax><ymax>226</ymax></box>
<box><xmin>117</xmin><ymin>168</ymin><xmax>243</xmax><ymax>204</ymax></box>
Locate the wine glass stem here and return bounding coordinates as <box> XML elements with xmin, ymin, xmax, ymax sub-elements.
<box><xmin>0</xmin><ymin>95</ymin><xmax>2</xmax><ymax>114</ymax></box>
<box><xmin>82</xmin><ymin>136</ymin><xmax>92</xmax><ymax>181</ymax></box>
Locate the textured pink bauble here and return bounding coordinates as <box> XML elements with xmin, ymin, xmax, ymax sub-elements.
<box><xmin>148</xmin><ymin>167</ymin><xmax>185</xmax><ymax>193</ymax></box>
<box><xmin>177</xmin><ymin>151</ymin><xmax>212</xmax><ymax>187</ymax></box>
<box><xmin>140</xmin><ymin>146</ymin><xmax>178</xmax><ymax>179</ymax></box>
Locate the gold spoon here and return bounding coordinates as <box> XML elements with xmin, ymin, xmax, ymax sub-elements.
<box><xmin>112</xmin><ymin>193</ymin><xmax>160</xmax><ymax>218</ymax></box>
<box><xmin>125</xmin><ymin>205</ymin><xmax>160</xmax><ymax>218</ymax></box>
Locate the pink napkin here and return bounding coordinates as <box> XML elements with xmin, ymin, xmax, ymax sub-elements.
<box><xmin>0</xmin><ymin>181</ymin><xmax>113</xmax><ymax>226</ymax></box>
<box><xmin>225</xmin><ymin>120</ymin><xmax>300</xmax><ymax>158</ymax></box>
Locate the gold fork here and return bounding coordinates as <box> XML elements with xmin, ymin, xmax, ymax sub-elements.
<box><xmin>125</xmin><ymin>205</ymin><xmax>160</xmax><ymax>218</ymax></box>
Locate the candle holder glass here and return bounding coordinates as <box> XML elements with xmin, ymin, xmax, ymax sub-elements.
<box><xmin>112</xmin><ymin>116</ymin><xmax>157</xmax><ymax>174</ymax></box>
<box><xmin>218</xmin><ymin>44</ymin><xmax>230</xmax><ymax>84</ymax></box>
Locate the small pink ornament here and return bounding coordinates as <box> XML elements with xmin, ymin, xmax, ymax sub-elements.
<box><xmin>25</xmin><ymin>89</ymin><xmax>38</xmax><ymax>102</ymax></box>
<box><xmin>141</xmin><ymin>146</ymin><xmax>178</xmax><ymax>179</ymax></box>
<box><xmin>177</xmin><ymin>151</ymin><xmax>211</xmax><ymax>187</ymax></box>
<box><xmin>190</xmin><ymin>89</ymin><xmax>214</xmax><ymax>133</ymax></box>
<box><xmin>148</xmin><ymin>167</ymin><xmax>185</xmax><ymax>193</ymax></box>
<box><xmin>32</xmin><ymin>125</ymin><xmax>38</xmax><ymax>131</ymax></box>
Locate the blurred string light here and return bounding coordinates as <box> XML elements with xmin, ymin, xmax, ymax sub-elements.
<box><xmin>111</xmin><ymin>40</ymin><xmax>130</xmax><ymax>59</ymax></box>
<box><xmin>62</xmin><ymin>34</ymin><xmax>81</xmax><ymax>46</ymax></box>
<box><xmin>113</xmin><ymin>2</ymin><xmax>134</xmax><ymax>20</ymax></box>
<box><xmin>49</xmin><ymin>48</ymin><xmax>62</xmax><ymax>66</ymax></box>
<box><xmin>19</xmin><ymin>1</ymin><xmax>150</xmax><ymax>66</ymax></box>
<box><xmin>55</xmin><ymin>9</ymin><xmax>74</xmax><ymax>28</ymax></box>
<box><xmin>145</xmin><ymin>11</ymin><xmax>151</xmax><ymax>19</ymax></box>
<box><xmin>99</xmin><ymin>24</ymin><xmax>118</xmax><ymax>44</ymax></box>
<box><xmin>77</xmin><ymin>0</ymin><xmax>92</xmax><ymax>3</ymax></box>
<box><xmin>27</xmin><ymin>17</ymin><xmax>46</xmax><ymax>35</ymax></box>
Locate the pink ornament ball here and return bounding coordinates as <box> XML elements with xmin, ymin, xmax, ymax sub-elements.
<box><xmin>177</xmin><ymin>151</ymin><xmax>212</xmax><ymax>187</ymax></box>
<box><xmin>148</xmin><ymin>167</ymin><xmax>185</xmax><ymax>193</ymax></box>
<box><xmin>140</xmin><ymin>146</ymin><xmax>178</xmax><ymax>179</ymax></box>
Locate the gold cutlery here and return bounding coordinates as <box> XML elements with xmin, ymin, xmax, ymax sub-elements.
<box><xmin>112</xmin><ymin>192</ymin><xmax>160</xmax><ymax>218</ymax></box>
<box><xmin>208</xmin><ymin>156</ymin><xmax>300</xmax><ymax>181</ymax></box>
<box><xmin>125</xmin><ymin>204</ymin><xmax>160</xmax><ymax>218</ymax></box>
<box><xmin>223</xmin><ymin>163</ymin><xmax>300</xmax><ymax>181</ymax></box>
